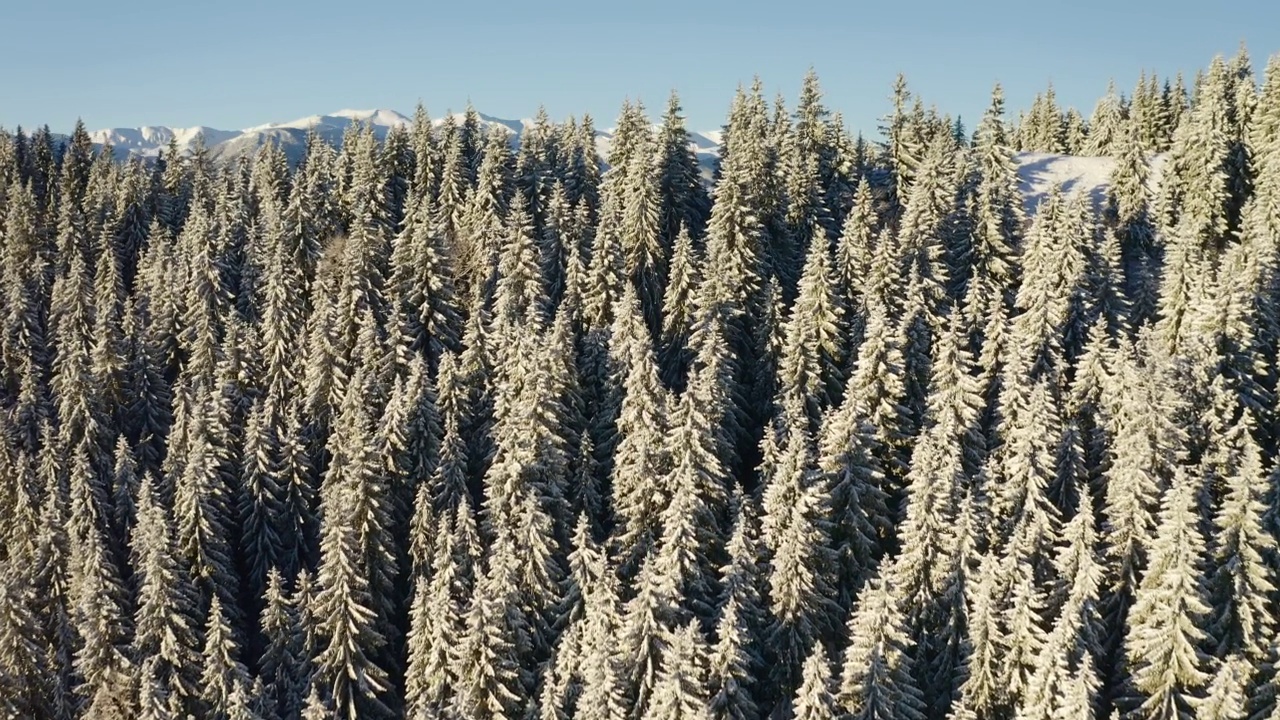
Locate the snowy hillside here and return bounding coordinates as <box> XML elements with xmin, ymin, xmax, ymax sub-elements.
<box><xmin>1012</xmin><ymin>151</ymin><xmax>1167</xmax><ymax>213</ymax></box>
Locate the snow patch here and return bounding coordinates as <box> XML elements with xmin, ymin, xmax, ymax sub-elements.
<box><xmin>1014</xmin><ymin>151</ymin><xmax>1167</xmax><ymax>215</ymax></box>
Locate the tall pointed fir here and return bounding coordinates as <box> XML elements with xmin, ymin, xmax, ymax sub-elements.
<box><xmin>648</xmin><ymin>622</ymin><xmax>714</xmax><ymax>720</ymax></box>
<box><xmin>659</xmin><ymin>223</ymin><xmax>702</xmax><ymax>390</ymax></box>
<box><xmin>1154</xmin><ymin>57</ymin><xmax>1235</xmax><ymax>356</ymax></box>
<box><xmin>792</xmin><ymin>644</ymin><xmax>838</xmax><ymax>720</ymax></box>
<box><xmin>776</xmin><ymin>229</ymin><xmax>845</xmax><ymax>431</ymax></box>
<box><xmin>609</xmin><ymin>285</ymin><xmax>672</xmax><ymax>570</ymax></box>
<box><xmin>836</xmin><ymin>577</ymin><xmax>927</xmax><ymax>720</ymax></box>
<box><xmin>1122</xmin><ymin>467</ymin><xmax>1213</xmax><ymax>720</ymax></box>
<box><xmin>961</xmin><ymin>84</ymin><xmax>1025</xmax><ymax>339</ymax></box>
<box><xmin>387</xmin><ymin>188</ymin><xmax>462</xmax><ymax>368</ymax></box>
<box><xmin>201</xmin><ymin>595</ymin><xmax>255</xmax><ymax>720</ymax></box>
<box><xmin>1106</xmin><ymin>121</ymin><xmax>1159</xmax><ymax>327</ymax></box>
<box><xmin>450</xmin><ymin>543</ymin><xmax>529</xmax><ymax>720</ymax></box>
<box><xmin>260</xmin><ymin>568</ymin><xmax>307</xmax><ymax>720</ymax></box>
<box><xmin>1207</xmin><ymin>433</ymin><xmax>1276</xmax><ymax>660</ymax></box>
<box><xmin>132</xmin><ymin>474</ymin><xmax>203</xmax><ymax>719</ymax></box>
<box><xmin>310</xmin><ymin>364</ymin><xmax>397</xmax><ymax>719</ymax></box>
<box><xmin>68</xmin><ymin>442</ymin><xmax>135</xmax><ymax>718</ymax></box>
<box><xmin>459</xmin><ymin>126</ymin><xmax>514</xmax><ymax>305</ymax></box>
<box><xmin>760</xmin><ymin>417</ymin><xmax>838</xmax><ymax>699</ymax></box>
<box><xmin>657</xmin><ymin>334</ymin><xmax>731</xmax><ymax>623</ymax></box>
<box><xmin>708</xmin><ymin>488</ymin><xmax>766</xmax><ymax>720</ymax></box>
<box><xmin>657</xmin><ymin>91</ymin><xmax>712</xmax><ymax>246</ymax></box>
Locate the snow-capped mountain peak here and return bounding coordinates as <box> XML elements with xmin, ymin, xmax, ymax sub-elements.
<box><xmin>82</xmin><ymin>109</ymin><xmax>1124</xmax><ymax>213</ymax></box>
<box><xmin>85</xmin><ymin>108</ymin><xmax>584</xmax><ymax>164</ymax></box>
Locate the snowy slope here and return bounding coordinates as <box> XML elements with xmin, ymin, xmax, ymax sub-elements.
<box><xmin>1016</xmin><ymin>152</ymin><xmax>1116</xmax><ymax>211</ymax></box>
<box><xmin>1013</xmin><ymin>151</ymin><xmax>1167</xmax><ymax>215</ymax></box>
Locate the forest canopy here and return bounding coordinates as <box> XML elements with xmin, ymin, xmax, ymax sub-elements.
<box><xmin>0</xmin><ymin>47</ymin><xmax>1275</xmax><ymax>720</ymax></box>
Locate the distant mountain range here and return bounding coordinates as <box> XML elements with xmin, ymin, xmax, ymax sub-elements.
<box><xmin>75</xmin><ymin>108</ymin><xmax>1141</xmax><ymax>212</ymax></box>
<box><xmin>84</xmin><ymin>107</ymin><xmax>723</xmax><ymax>175</ymax></box>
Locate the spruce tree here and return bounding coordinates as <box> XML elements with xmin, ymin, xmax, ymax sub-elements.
<box><xmin>132</xmin><ymin>474</ymin><xmax>203</xmax><ymax>718</ymax></box>
<box><xmin>760</xmin><ymin>419</ymin><xmax>837</xmax><ymax>697</ymax></box>
<box><xmin>648</xmin><ymin>622</ymin><xmax>714</xmax><ymax>720</ymax></box>
<box><xmin>792</xmin><ymin>644</ymin><xmax>838</xmax><ymax>720</ymax></box>
<box><xmin>836</xmin><ymin>577</ymin><xmax>927</xmax><ymax>720</ymax></box>
<box><xmin>1122</xmin><ymin>467</ymin><xmax>1213</xmax><ymax>720</ymax></box>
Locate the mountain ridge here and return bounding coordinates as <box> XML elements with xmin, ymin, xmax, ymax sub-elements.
<box><xmin>77</xmin><ymin>108</ymin><xmax>1139</xmax><ymax>211</ymax></box>
<box><xmin>84</xmin><ymin>107</ymin><xmax>724</xmax><ymax>170</ymax></box>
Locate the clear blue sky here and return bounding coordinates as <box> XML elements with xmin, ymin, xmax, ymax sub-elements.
<box><xmin>3</xmin><ymin>0</ymin><xmax>1278</xmax><ymax>137</ymax></box>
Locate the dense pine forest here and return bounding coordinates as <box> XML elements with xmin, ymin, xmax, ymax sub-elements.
<box><xmin>1</xmin><ymin>45</ymin><xmax>1278</xmax><ymax>720</ymax></box>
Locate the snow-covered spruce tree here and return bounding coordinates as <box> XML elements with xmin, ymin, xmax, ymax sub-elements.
<box><xmin>309</xmin><ymin>372</ymin><xmax>396</xmax><ymax>719</ymax></box>
<box><xmin>1010</xmin><ymin>185</ymin><xmax>1092</xmax><ymax>389</ymax></box>
<box><xmin>537</xmin><ymin>515</ymin><xmax>604</xmax><ymax>720</ymax></box>
<box><xmin>873</xmin><ymin>316</ymin><xmax>983</xmax><ymax>715</ymax></box>
<box><xmin>618</xmin><ymin>547</ymin><xmax>679</xmax><ymax>717</ymax></box>
<box><xmin>950</xmin><ymin>549</ymin><xmax>1006</xmax><ymax>720</ymax></box>
<box><xmin>1207</xmin><ymin>431</ymin><xmax>1276</xmax><ymax>661</ymax></box>
<box><xmin>474</xmin><ymin>334</ymin><xmax>569</xmax><ymax>666</ymax></box>
<box><xmin>68</xmin><ymin>442</ymin><xmax>135</xmax><ymax>718</ymax></box>
<box><xmin>760</xmin><ymin>89</ymin><xmax>795</xmax><ymax>294</ymax></box>
<box><xmin>1105</xmin><ymin>121</ymin><xmax>1159</xmax><ymax>328</ymax></box>
<box><xmin>961</xmin><ymin>84</ymin><xmax>1025</xmax><ymax>338</ymax></box>
<box><xmin>1121</xmin><ymin>466</ymin><xmax>1213</xmax><ymax>720</ymax></box>
<box><xmin>659</xmin><ymin>223</ymin><xmax>702</xmax><ymax>390</ymax></box>
<box><xmin>815</xmin><ymin>345</ymin><xmax>890</xmax><ymax>596</ymax></box>
<box><xmin>1021</xmin><ymin>83</ymin><xmax>1066</xmax><ymax>154</ymax></box>
<box><xmin>879</xmin><ymin>74</ymin><xmax>933</xmax><ymax>215</ymax></box>
<box><xmin>450</xmin><ymin>544</ymin><xmax>530</xmax><ymax>720</ymax></box>
<box><xmin>840</xmin><ymin>301</ymin><xmax>913</xmax><ymax>497</ymax></box>
<box><xmin>1198</xmin><ymin>655</ymin><xmax>1251</xmax><ymax>720</ymax></box>
<box><xmin>386</xmin><ymin>188</ymin><xmax>462</xmax><ymax>368</ymax></box>
<box><xmin>1015</xmin><ymin>487</ymin><xmax>1105</xmax><ymax>720</ymax></box>
<box><xmin>991</xmin><ymin>372</ymin><xmax>1064</xmax><ymax>586</ymax></box>
<box><xmin>697</xmin><ymin>83</ymin><xmax>772</xmax><ymax>455</ymax></box>
<box><xmin>375</xmin><ymin>356</ymin><xmax>441</xmax><ymax>628</ymax></box>
<box><xmin>775</xmin><ymin>227</ymin><xmax>846</xmax><ymax>430</ymax></box>
<box><xmin>780</xmin><ymin>131</ymin><xmax>831</xmax><ymax>310</ymax></box>
<box><xmin>1154</xmin><ymin>57</ymin><xmax>1236</xmax><ymax>357</ymax></box>
<box><xmin>791</xmin><ymin>69</ymin><xmax>840</xmax><ymax>231</ymax></box>
<box><xmin>1064</xmin><ymin>107</ymin><xmax>1088</xmax><ymax>155</ymax></box>
<box><xmin>131</xmin><ymin>473</ymin><xmax>203</xmax><ymax>718</ymax></box>
<box><xmin>428</xmin><ymin>350</ymin><xmax>472</xmax><ymax>517</ymax></box>
<box><xmin>896</xmin><ymin>130</ymin><xmax>960</xmax><ymax>326</ymax></box>
<box><xmin>657</xmin><ymin>91</ymin><xmax>711</xmax><ymax>255</ymax></box>
<box><xmin>201</xmin><ymin>595</ymin><xmax>255</xmax><ymax>720</ymax></box>
<box><xmin>837</xmin><ymin>576</ymin><xmax>927</xmax><ymax>720</ymax></box>
<box><xmin>405</xmin><ymin>503</ymin><xmax>477</xmax><ymax>719</ymax></box>
<box><xmin>791</xmin><ymin>643</ymin><xmax>838</xmax><ymax>720</ymax></box>
<box><xmin>1098</xmin><ymin>334</ymin><xmax>1187</xmax><ymax>683</ymax></box>
<box><xmin>0</xmin><ymin>551</ymin><xmax>55</xmax><ymax>718</ymax></box>
<box><xmin>239</xmin><ymin>397</ymin><xmax>286</xmax><ymax>606</ymax></box>
<box><xmin>609</xmin><ymin>285</ymin><xmax>672</xmax><ymax>571</ymax></box>
<box><xmin>648</xmin><ymin>622</ymin><xmax>714</xmax><ymax>720</ymax></box>
<box><xmin>515</xmin><ymin>106</ymin><xmax>559</xmax><ymax>234</ymax></box>
<box><xmin>459</xmin><ymin>125</ymin><xmax>515</xmax><ymax>306</ymax></box>
<box><xmin>556</xmin><ymin>517</ymin><xmax>628</xmax><ymax>720</ymax></box>
<box><xmin>760</xmin><ymin>416</ymin><xmax>838</xmax><ymax>700</ymax></box>
<box><xmin>260</xmin><ymin>568</ymin><xmax>307</xmax><ymax>720</ymax></box>
<box><xmin>708</xmin><ymin>487</ymin><xmax>766</xmax><ymax>720</ymax></box>
<box><xmin>656</xmin><ymin>349</ymin><xmax>732</xmax><ymax>624</ymax></box>
<box><xmin>833</xmin><ymin>180</ymin><xmax>876</xmax><ymax>323</ymax></box>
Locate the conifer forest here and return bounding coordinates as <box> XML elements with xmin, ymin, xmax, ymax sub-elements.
<box><xmin>8</xmin><ymin>46</ymin><xmax>1280</xmax><ymax>720</ymax></box>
